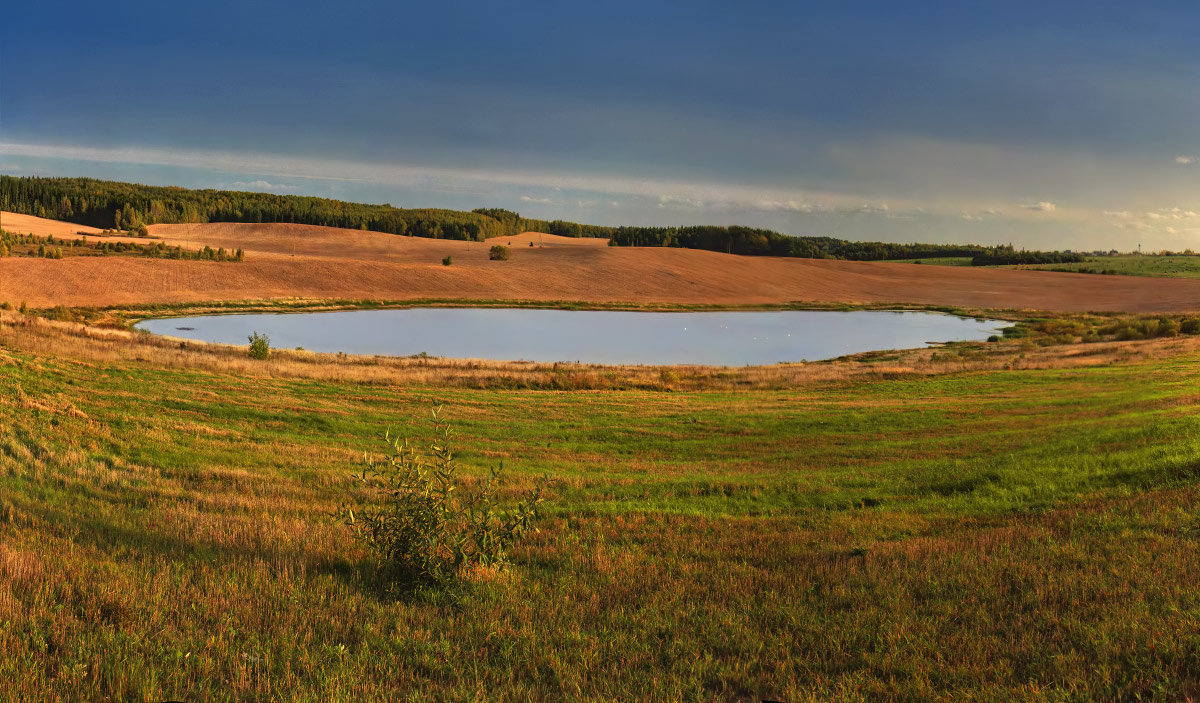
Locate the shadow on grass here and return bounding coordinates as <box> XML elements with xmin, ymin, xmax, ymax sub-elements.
<box><xmin>13</xmin><ymin>496</ymin><xmax>434</xmax><ymax>603</ymax></box>
<box><xmin>1098</xmin><ymin>459</ymin><xmax>1200</xmax><ymax>491</ymax></box>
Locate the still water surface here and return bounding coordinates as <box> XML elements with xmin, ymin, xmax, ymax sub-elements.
<box><xmin>136</xmin><ymin>308</ymin><xmax>1005</xmax><ymax>366</ymax></box>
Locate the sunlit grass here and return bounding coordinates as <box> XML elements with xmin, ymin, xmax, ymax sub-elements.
<box><xmin>2</xmin><ymin>322</ymin><xmax>1200</xmax><ymax>700</ymax></box>
<box><xmin>1012</xmin><ymin>254</ymin><xmax>1200</xmax><ymax>279</ymax></box>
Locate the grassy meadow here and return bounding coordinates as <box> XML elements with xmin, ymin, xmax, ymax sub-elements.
<box><xmin>884</xmin><ymin>257</ymin><xmax>975</xmax><ymax>266</ymax></box>
<box><xmin>2</xmin><ymin>313</ymin><xmax>1200</xmax><ymax>701</ymax></box>
<box><xmin>883</xmin><ymin>254</ymin><xmax>1200</xmax><ymax>280</ymax></box>
<box><xmin>1013</xmin><ymin>255</ymin><xmax>1200</xmax><ymax>279</ymax></box>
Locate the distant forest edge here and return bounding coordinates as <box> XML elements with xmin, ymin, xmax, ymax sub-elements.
<box><xmin>1</xmin><ymin>176</ymin><xmax>1084</xmax><ymax>265</ymax></box>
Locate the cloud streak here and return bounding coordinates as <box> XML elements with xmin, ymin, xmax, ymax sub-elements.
<box><xmin>230</xmin><ymin>180</ymin><xmax>297</xmax><ymax>192</ymax></box>
<box><xmin>3</xmin><ymin>140</ymin><xmax>1199</xmax><ymax>251</ymax></box>
<box><xmin>0</xmin><ymin>140</ymin><xmax>927</xmax><ymax>217</ymax></box>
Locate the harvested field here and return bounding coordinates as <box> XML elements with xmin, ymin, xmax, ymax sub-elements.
<box><xmin>0</xmin><ymin>211</ymin><xmax>104</xmax><ymax>238</ymax></box>
<box><xmin>5</xmin><ymin>212</ymin><xmax>1200</xmax><ymax>312</ymax></box>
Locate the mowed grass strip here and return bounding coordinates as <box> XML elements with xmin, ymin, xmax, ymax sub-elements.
<box><xmin>1</xmin><ymin>343</ymin><xmax>1200</xmax><ymax>700</ymax></box>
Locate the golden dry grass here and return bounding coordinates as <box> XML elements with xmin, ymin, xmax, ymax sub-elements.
<box><xmin>4</xmin><ymin>212</ymin><xmax>1200</xmax><ymax>312</ymax></box>
<box><xmin>0</xmin><ymin>211</ymin><xmax>104</xmax><ymax>238</ymax></box>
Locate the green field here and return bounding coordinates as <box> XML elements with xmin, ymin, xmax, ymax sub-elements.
<box><xmin>884</xmin><ymin>257</ymin><xmax>975</xmax><ymax>266</ymax></box>
<box><xmin>882</xmin><ymin>254</ymin><xmax>1200</xmax><ymax>279</ymax></box>
<box><xmin>2</xmin><ymin>318</ymin><xmax>1200</xmax><ymax>701</ymax></box>
<box><xmin>1012</xmin><ymin>255</ymin><xmax>1200</xmax><ymax>279</ymax></box>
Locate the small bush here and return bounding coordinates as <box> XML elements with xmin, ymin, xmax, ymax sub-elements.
<box><xmin>489</xmin><ymin>245</ymin><xmax>510</xmax><ymax>261</ymax></box>
<box><xmin>442</xmin><ymin>255</ymin><xmax>453</xmax><ymax>266</ymax></box>
<box><xmin>1154</xmin><ymin>317</ymin><xmax>1181</xmax><ymax>338</ymax></box>
<box><xmin>337</xmin><ymin>408</ymin><xmax>547</xmax><ymax>589</ymax></box>
<box><xmin>248</xmin><ymin>331</ymin><xmax>271</xmax><ymax>360</ymax></box>
<box><xmin>18</xmin><ymin>301</ymin><xmax>28</xmax><ymax>315</ymax></box>
<box><xmin>0</xmin><ymin>302</ymin><xmax>11</xmax><ymax>311</ymax></box>
<box><xmin>47</xmin><ymin>306</ymin><xmax>77</xmax><ymax>322</ymax></box>
<box><xmin>1181</xmin><ymin>318</ymin><xmax>1200</xmax><ymax>335</ymax></box>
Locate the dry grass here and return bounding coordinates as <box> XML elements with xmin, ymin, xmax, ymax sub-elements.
<box><xmin>5</xmin><ymin>212</ymin><xmax>1200</xmax><ymax>312</ymax></box>
<box><xmin>0</xmin><ymin>211</ymin><xmax>104</xmax><ymax>237</ymax></box>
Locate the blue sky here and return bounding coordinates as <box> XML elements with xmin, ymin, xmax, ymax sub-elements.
<box><xmin>3</xmin><ymin>0</ymin><xmax>1199</xmax><ymax>250</ymax></box>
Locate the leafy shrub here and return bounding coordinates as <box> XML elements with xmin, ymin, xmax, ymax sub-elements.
<box><xmin>1112</xmin><ymin>324</ymin><xmax>1144</xmax><ymax>341</ymax></box>
<box><xmin>1102</xmin><ymin>317</ymin><xmax>1180</xmax><ymax>341</ymax></box>
<box><xmin>0</xmin><ymin>302</ymin><xmax>11</xmax><ymax>311</ymax></box>
<box><xmin>1155</xmin><ymin>317</ymin><xmax>1181</xmax><ymax>338</ymax></box>
<box><xmin>489</xmin><ymin>245</ymin><xmax>510</xmax><ymax>261</ymax></box>
<box><xmin>47</xmin><ymin>306</ymin><xmax>77</xmax><ymax>322</ymax></box>
<box><xmin>18</xmin><ymin>301</ymin><xmax>28</xmax><ymax>315</ymax></box>
<box><xmin>442</xmin><ymin>255</ymin><xmax>453</xmax><ymax>266</ymax></box>
<box><xmin>247</xmin><ymin>331</ymin><xmax>271</xmax><ymax>360</ymax></box>
<box><xmin>1182</xmin><ymin>318</ymin><xmax>1200</xmax><ymax>335</ymax></box>
<box><xmin>337</xmin><ymin>408</ymin><xmax>547</xmax><ymax>588</ymax></box>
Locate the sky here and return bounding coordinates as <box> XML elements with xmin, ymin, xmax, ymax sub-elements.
<box><xmin>2</xmin><ymin>0</ymin><xmax>1199</xmax><ymax>251</ymax></box>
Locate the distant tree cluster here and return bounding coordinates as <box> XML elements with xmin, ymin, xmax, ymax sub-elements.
<box><xmin>1</xmin><ymin>176</ymin><xmax>1083</xmax><ymax>263</ymax></box>
<box><xmin>470</xmin><ymin>208</ymin><xmax>610</xmax><ymax>239</ymax></box>
<box><xmin>2</xmin><ymin>176</ymin><xmax>508</xmax><ymax>241</ymax></box>
<box><xmin>0</xmin><ymin>228</ymin><xmax>243</xmax><ymax>262</ymax></box>
<box><xmin>971</xmin><ymin>250</ymin><xmax>1086</xmax><ymax>266</ymax></box>
<box><xmin>606</xmin><ymin>225</ymin><xmax>1020</xmax><ymax>261</ymax></box>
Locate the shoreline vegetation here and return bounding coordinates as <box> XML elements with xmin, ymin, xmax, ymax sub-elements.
<box><xmin>50</xmin><ymin>297</ymin><xmax>1016</xmax><ymax>326</ymax></box>
<box><xmin>18</xmin><ymin>297</ymin><xmax>1199</xmax><ymax>358</ymax></box>
<box><xmin>4</xmin><ymin>305</ymin><xmax>1198</xmax><ymax>390</ymax></box>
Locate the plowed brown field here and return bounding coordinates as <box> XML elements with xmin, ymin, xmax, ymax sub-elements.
<box><xmin>3</xmin><ymin>212</ymin><xmax>1199</xmax><ymax>312</ymax></box>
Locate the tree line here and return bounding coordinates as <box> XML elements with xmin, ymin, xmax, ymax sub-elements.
<box><xmin>0</xmin><ymin>229</ymin><xmax>244</xmax><ymax>262</ymax></box>
<box><xmin>605</xmin><ymin>225</ymin><xmax>1075</xmax><ymax>263</ymax></box>
<box><xmin>1</xmin><ymin>176</ymin><xmax>1082</xmax><ymax>263</ymax></box>
<box><xmin>0</xmin><ymin>176</ymin><xmax>514</xmax><ymax>241</ymax></box>
<box><xmin>970</xmin><ymin>250</ymin><xmax>1086</xmax><ymax>266</ymax></box>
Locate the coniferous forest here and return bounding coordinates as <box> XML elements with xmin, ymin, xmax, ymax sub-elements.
<box><xmin>1</xmin><ymin>175</ymin><xmax>1082</xmax><ymax>264</ymax></box>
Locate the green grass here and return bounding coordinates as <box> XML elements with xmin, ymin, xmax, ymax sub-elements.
<box><xmin>1008</xmin><ymin>254</ymin><xmax>1200</xmax><ymax>279</ymax></box>
<box><xmin>2</xmin><ymin>338</ymin><xmax>1200</xmax><ymax>700</ymax></box>
<box><xmin>881</xmin><ymin>254</ymin><xmax>1200</xmax><ymax>279</ymax></box>
<box><xmin>883</xmin><ymin>257</ymin><xmax>975</xmax><ymax>266</ymax></box>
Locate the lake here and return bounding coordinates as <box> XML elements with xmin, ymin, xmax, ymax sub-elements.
<box><xmin>136</xmin><ymin>308</ymin><xmax>1005</xmax><ymax>366</ymax></box>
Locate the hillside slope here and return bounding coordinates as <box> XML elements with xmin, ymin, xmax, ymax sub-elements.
<box><xmin>3</xmin><ymin>213</ymin><xmax>1200</xmax><ymax>312</ymax></box>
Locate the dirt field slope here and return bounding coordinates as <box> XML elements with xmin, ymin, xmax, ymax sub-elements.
<box><xmin>3</xmin><ymin>212</ymin><xmax>1200</xmax><ymax>312</ymax></box>
<box><xmin>1</xmin><ymin>211</ymin><xmax>104</xmax><ymax>237</ymax></box>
